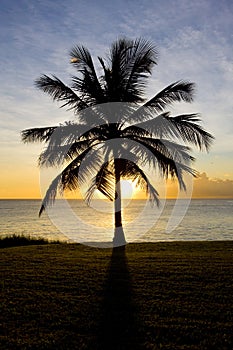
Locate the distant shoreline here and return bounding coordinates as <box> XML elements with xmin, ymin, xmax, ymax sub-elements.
<box><xmin>1</xmin><ymin>234</ymin><xmax>233</xmax><ymax>249</ymax></box>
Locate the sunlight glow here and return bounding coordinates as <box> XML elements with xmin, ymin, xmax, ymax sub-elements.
<box><xmin>120</xmin><ymin>179</ymin><xmax>138</xmax><ymax>199</ymax></box>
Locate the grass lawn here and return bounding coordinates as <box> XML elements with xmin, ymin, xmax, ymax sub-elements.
<box><xmin>1</xmin><ymin>241</ymin><xmax>233</xmax><ymax>349</ymax></box>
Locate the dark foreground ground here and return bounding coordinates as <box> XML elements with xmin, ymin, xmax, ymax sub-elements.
<box><xmin>0</xmin><ymin>241</ymin><xmax>233</xmax><ymax>349</ymax></box>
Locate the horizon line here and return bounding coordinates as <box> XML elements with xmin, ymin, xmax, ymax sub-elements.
<box><xmin>1</xmin><ymin>197</ymin><xmax>233</xmax><ymax>200</ymax></box>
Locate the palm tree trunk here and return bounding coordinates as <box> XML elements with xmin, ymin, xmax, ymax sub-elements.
<box><xmin>113</xmin><ymin>160</ymin><xmax>126</xmax><ymax>246</ymax></box>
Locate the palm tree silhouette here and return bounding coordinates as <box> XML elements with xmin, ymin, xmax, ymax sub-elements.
<box><xmin>21</xmin><ymin>38</ymin><xmax>214</xmax><ymax>246</ymax></box>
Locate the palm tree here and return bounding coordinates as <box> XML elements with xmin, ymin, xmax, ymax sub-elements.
<box><xmin>21</xmin><ymin>38</ymin><xmax>214</xmax><ymax>246</ymax></box>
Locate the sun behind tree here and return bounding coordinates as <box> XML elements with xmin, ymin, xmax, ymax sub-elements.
<box><xmin>21</xmin><ymin>37</ymin><xmax>214</xmax><ymax>246</ymax></box>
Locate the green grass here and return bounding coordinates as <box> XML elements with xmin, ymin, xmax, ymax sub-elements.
<box><xmin>1</xmin><ymin>241</ymin><xmax>233</xmax><ymax>349</ymax></box>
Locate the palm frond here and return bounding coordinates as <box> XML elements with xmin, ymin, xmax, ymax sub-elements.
<box><xmin>124</xmin><ymin>38</ymin><xmax>158</xmax><ymax>100</ymax></box>
<box><xmin>163</xmin><ymin>114</ymin><xmax>214</xmax><ymax>151</ymax></box>
<box><xmin>39</xmin><ymin>147</ymin><xmax>101</xmax><ymax>215</ymax></box>
<box><xmin>127</xmin><ymin>37</ymin><xmax>158</xmax><ymax>74</ymax></box>
<box><xmin>37</xmin><ymin>121</ymin><xmax>108</xmax><ymax>167</ymax></box>
<box><xmin>103</xmin><ymin>38</ymin><xmax>131</xmax><ymax>101</ymax></box>
<box><xmin>35</xmin><ymin>75</ymin><xmax>88</xmax><ymax>112</ymax></box>
<box><xmin>21</xmin><ymin>126</ymin><xmax>57</xmax><ymax>143</ymax></box>
<box><xmin>123</xmin><ymin>81</ymin><xmax>195</xmax><ymax>124</ymax></box>
<box><xmin>63</xmin><ymin>144</ymin><xmax>109</xmax><ymax>193</ymax></box>
<box><xmin>127</xmin><ymin>135</ymin><xmax>195</xmax><ymax>164</ymax></box>
<box><xmin>122</xmin><ymin>112</ymin><xmax>181</xmax><ymax>139</ymax></box>
<box><xmin>115</xmin><ymin>159</ymin><xmax>160</xmax><ymax>205</ymax></box>
<box><xmin>123</xmin><ymin>112</ymin><xmax>214</xmax><ymax>151</ymax></box>
<box><xmin>102</xmin><ymin>37</ymin><xmax>158</xmax><ymax>102</ymax></box>
<box><xmin>70</xmin><ymin>45</ymin><xmax>105</xmax><ymax>104</ymax></box>
<box><xmin>129</xmin><ymin>139</ymin><xmax>198</xmax><ymax>190</ymax></box>
<box><xmin>70</xmin><ymin>45</ymin><xmax>98</xmax><ymax>75</ymax></box>
<box><xmin>39</xmin><ymin>174</ymin><xmax>62</xmax><ymax>216</ymax></box>
<box><xmin>38</xmin><ymin>138</ymin><xmax>99</xmax><ymax>167</ymax></box>
<box><xmin>85</xmin><ymin>162</ymin><xmax>115</xmax><ymax>204</ymax></box>
<box><xmin>37</xmin><ymin>123</ymin><xmax>88</xmax><ymax>167</ymax></box>
<box><xmin>144</xmin><ymin>80</ymin><xmax>195</xmax><ymax>111</ymax></box>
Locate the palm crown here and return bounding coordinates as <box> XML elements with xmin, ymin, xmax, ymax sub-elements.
<box><xmin>21</xmin><ymin>38</ymin><xmax>214</xmax><ymax>246</ymax></box>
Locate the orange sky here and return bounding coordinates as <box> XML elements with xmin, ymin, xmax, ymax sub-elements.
<box><xmin>1</xmin><ymin>167</ymin><xmax>233</xmax><ymax>199</ymax></box>
<box><xmin>1</xmin><ymin>1</ymin><xmax>233</xmax><ymax>202</ymax></box>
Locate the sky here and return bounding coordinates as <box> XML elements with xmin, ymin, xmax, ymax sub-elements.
<box><xmin>0</xmin><ymin>0</ymin><xmax>233</xmax><ymax>199</ymax></box>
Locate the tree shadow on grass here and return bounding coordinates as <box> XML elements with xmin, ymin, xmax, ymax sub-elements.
<box><xmin>97</xmin><ymin>245</ymin><xmax>142</xmax><ymax>349</ymax></box>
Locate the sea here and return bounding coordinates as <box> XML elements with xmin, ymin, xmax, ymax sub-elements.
<box><xmin>0</xmin><ymin>199</ymin><xmax>233</xmax><ymax>246</ymax></box>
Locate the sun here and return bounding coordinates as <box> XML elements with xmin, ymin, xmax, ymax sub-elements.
<box><xmin>120</xmin><ymin>179</ymin><xmax>137</xmax><ymax>199</ymax></box>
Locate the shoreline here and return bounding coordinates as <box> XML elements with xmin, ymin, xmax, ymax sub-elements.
<box><xmin>1</xmin><ymin>234</ymin><xmax>233</xmax><ymax>249</ymax></box>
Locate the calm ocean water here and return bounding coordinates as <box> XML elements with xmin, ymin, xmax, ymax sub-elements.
<box><xmin>0</xmin><ymin>199</ymin><xmax>233</xmax><ymax>244</ymax></box>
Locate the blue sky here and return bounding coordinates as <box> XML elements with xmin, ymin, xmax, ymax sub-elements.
<box><xmin>0</xmin><ymin>0</ymin><xmax>233</xmax><ymax>197</ymax></box>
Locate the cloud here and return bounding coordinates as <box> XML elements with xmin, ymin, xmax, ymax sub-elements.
<box><xmin>166</xmin><ymin>172</ymin><xmax>233</xmax><ymax>198</ymax></box>
<box><xmin>123</xmin><ymin>1</ymin><xmax>233</xmax><ymax>152</ymax></box>
<box><xmin>192</xmin><ymin>172</ymin><xmax>233</xmax><ymax>198</ymax></box>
